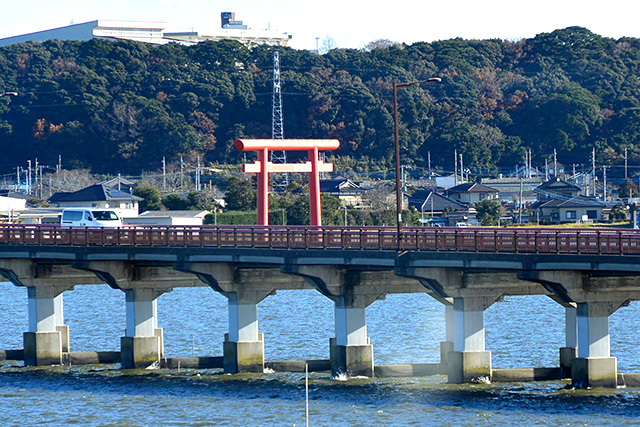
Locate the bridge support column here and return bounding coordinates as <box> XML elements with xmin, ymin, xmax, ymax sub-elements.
<box><xmin>224</xmin><ymin>292</ymin><xmax>265</xmax><ymax>374</ymax></box>
<box><xmin>440</xmin><ymin>303</ymin><xmax>454</xmax><ymax>371</ymax></box>
<box><xmin>121</xmin><ymin>289</ymin><xmax>163</xmax><ymax>369</ymax></box>
<box><xmin>331</xmin><ymin>296</ymin><xmax>373</xmax><ymax>378</ymax></box>
<box><xmin>24</xmin><ymin>287</ymin><xmax>67</xmax><ymax>366</ymax></box>
<box><xmin>571</xmin><ymin>302</ymin><xmax>620</xmax><ymax>388</ymax></box>
<box><xmin>448</xmin><ymin>297</ymin><xmax>493</xmax><ymax>384</ymax></box>
<box><xmin>560</xmin><ymin>306</ymin><xmax>578</xmax><ymax>377</ymax></box>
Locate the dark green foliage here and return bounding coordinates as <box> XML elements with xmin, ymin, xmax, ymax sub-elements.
<box><xmin>133</xmin><ymin>185</ymin><xmax>162</xmax><ymax>213</ymax></box>
<box><xmin>224</xmin><ymin>176</ymin><xmax>255</xmax><ymax>211</ymax></box>
<box><xmin>3</xmin><ymin>27</ymin><xmax>640</xmax><ymax>175</ymax></box>
<box><xmin>475</xmin><ymin>199</ymin><xmax>504</xmax><ymax>226</ymax></box>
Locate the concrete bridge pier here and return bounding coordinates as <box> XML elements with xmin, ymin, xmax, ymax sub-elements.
<box><xmin>560</xmin><ymin>305</ymin><xmax>578</xmax><ymax>377</ymax></box>
<box><xmin>440</xmin><ymin>303</ymin><xmax>454</xmax><ymax>371</ymax></box>
<box><xmin>330</xmin><ymin>295</ymin><xmax>374</xmax><ymax>378</ymax></box>
<box><xmin>282</xmin><ymin>265</ymin><xmax>381</xmax><ymax>378</ymax></box>
<box><xmin>24</xmin><ymin>286</ymin><xmax>68</xmax><ymax>366</ymax></box>
<box><xmin>121</xmin><ymin>288</ymin><xmax>166</xmax><ymax>369</ymax></box>
<box><xmin>448</xmin><ymin>296</ymin><xmax>496</xmax><ymax>384</ymax></box>
<box><xmin>571</xmin><ymin>301</ymin><xmax>623</xmax><ymax>388</ymax></box>
<box><xmin>224</xmin><ymin>291</ymin><xmax>266</xmax><ymax>374</ymax></box>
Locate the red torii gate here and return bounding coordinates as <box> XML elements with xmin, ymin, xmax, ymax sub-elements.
<box><xmin>235</xmin><ymin>139</ymin><xmax>340</xmax><ymax>226</ymax></box>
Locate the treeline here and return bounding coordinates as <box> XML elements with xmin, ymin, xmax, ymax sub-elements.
<box><xmin>1</xmin><ymin>27</ymin><xmax>640</xmax><ymax>176</ymax></box>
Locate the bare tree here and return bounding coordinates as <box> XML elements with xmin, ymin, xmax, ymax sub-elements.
<box><xmin>320</xmin><ymin>36</ymin><xmax>338</xmax><ymax>54</ymax></box>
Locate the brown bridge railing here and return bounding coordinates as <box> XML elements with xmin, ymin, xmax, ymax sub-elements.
<box><xmin>1</xmin><ymin>224</ymin><xmax>640</xmax><ymax>255</ymax></box>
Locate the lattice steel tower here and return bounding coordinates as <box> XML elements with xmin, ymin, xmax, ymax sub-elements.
<box><xmin>270</xmin><ymin>51</ymin><xmax>288</xmax><ymax>190</ymax></box>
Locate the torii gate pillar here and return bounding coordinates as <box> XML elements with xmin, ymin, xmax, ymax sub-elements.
<box><xmin>235</xmin><ymin>139</ymin><xmax>340</xmax><ymax>226</ymax></box>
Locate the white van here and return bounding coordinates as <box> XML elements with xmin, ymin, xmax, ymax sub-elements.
<box><xmin>61</xmin><ymin>208</ymin><xmax>122</xmax><ymax>228</ymax></box>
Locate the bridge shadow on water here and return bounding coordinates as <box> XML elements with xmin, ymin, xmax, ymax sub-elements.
<box><xmin>1</xmin><ymin>365</ymin><xmax>640</xmax><ymax>420</ymax></box>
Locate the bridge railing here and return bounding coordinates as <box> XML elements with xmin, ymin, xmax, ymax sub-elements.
<box><xmin>1</xmin><ymin>224</ymin><xmax>640</xmax><ymax>255</ymax></box>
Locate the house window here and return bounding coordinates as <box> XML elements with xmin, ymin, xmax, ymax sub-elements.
<box><xmin>586</xmin><ymin>210</ymin><xmax>597</xmax><ymax>219</ymax></box>
<box><xmin>566</xmin><ymin>211</ymin><xmax>577</xmax><ymax>220</ymax></box>
<box><xmin>551</xmin><ymin>212</ymin><xmax>559</xmax><ymax>219</ymax></box>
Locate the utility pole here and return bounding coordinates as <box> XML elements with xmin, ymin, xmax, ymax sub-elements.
<box><xmin>528</xmin><ymin>148</ymin><xmax>532</xmax><ymax>178</ymax></box>
<box><xmin>603</xmin><ymin>166</ymin><xmax>608</xmax><ymax>201</ymax></box>
<box><xmin>180</xmin><ymin>156</ymin><xmax>184</xmax><ymax>189</ymax></box>
<box><xmin>545</xmin><ymin>159</ymin><xmax>548</xmax><ymax>181</ymax></box>
<box><xmin>454</xmin><ymin>149</ymin><xmax>458</xmax><ymax>185</ymax></box>
<box><xmin>27</xmin><ymin>160</ymin><xmax>31</xmax><ymax>195</ymax></box>
<box><xmin>34</xmin><ymin>158</ymin><xmax>38</xmax><ymax>197</ymax></box>
<box><xmin>625</xmin><ymin>147</ymin><xmax>628</xmax><ymax>180</ymax></box>
<box><xmin>196</xmin><ymin>156</ymin><xmax>201</xmax><ymax>191</ymax></box>
<box><xmin>553</xmin><ymin>149</ymin><xmax>557</xmax><ymax>177</ymax></box>
<box><xmin>16</xmin><ymin>166</ymin><xmax>20</xmax><ymax>191</ymax></box>
<box><xmin>459</xmin><ymin>153</ymin><xmax>464</xmax><ymax>183</ymax></box>
<box><xmin>592</xmin><ymin>148</ymin><xmax>596</xmax><ymax>198</ymax></box>
<box><xmin>428</xmin><ymin>151</ymin><xmax>431</xmax><ymax>178</ymax></box>
<box><xmin>519</xmin><ymin>177</ymin><xmax>524</xmax><ymax>224</ymax></box>
<box><xmin>162</xmin><ymin>157</ymin><xmax>166</xmax><ymax>191</ymax></box>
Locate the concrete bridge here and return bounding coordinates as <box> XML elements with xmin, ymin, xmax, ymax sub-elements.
<box><xmin>1</xmin><ymin>223</ymin><xmax>640</xmax><ymax>388</ymax></box>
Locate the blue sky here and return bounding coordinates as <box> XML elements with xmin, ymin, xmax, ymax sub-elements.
<box><xmin>1</xmin><ymin>0</ymin><xmax>638</xmax><ymax>50</ymax></box>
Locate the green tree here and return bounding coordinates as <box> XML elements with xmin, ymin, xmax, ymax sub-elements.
<box><xmin>224</xmin><ymin>177</ymin><xmax>256</xmax><ymax>211</ymax></box>
<box><xmin>475</xmin><ymin>199</ymin><xmax>504</xmax><ymax>226</ymax></box>
<box><xmin>162</xmin><ymin>193</ymin><xmax>190</xmax><ymax>210</ymax></box>
<box><xmin>133</xmin><ymin>185</ymin><xmax>162</xmax><ymax>213</ymax></box>
<box><xmin>618</xmin><ymin>179</ymin><xmax>638</xmax><ymax>198</ymax></box>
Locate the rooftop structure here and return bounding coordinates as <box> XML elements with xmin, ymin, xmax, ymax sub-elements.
<box><xmin>0</xmin><ymin>13</ymin><xmax>291</xmax><ymax>48</ymax></box>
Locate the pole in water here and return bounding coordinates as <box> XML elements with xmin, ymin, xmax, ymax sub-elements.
<box><xmin>305</xmin><ymin>363</ymin><xmax>309</xmax><ymax>427</ymax></box>
<box><xmin>192</xmin><ymin>333</ymin><xmax>195</xmax><ymax>357</ymax></box>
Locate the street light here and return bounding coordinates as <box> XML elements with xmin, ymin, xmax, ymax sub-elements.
<box><xmin>394</xmin><ymin>78</ymin><xmax>440</xmax><ymax>250</ymax></box>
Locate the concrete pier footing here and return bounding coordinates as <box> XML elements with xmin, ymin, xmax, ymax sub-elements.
<box><xmin>329</xmin><ymin>338</ymin><xmax>374</xmax><ymax>377</ymax></box>
<box><xmin>440</xmin><ymin>340</ymin><xmax>454</xmax><ymax>371</ymax></box>
<box><xmin>57</xmin><ymin>325</ymin><xmax>70</xmax><ymax>353</ymax></box>
<box><xmin>120</xmin><ymin>336</ymin><xmax>161</xmax><ymax>369</ymax></box>
<box><xmin>223</xmin><ymin>336</ymin><xmax>265</xmax><ymax>374</ymax></box>
<box><xmin>560</xmin><ymin>347</ymin><xmax>577</xmax><ymax>377</ymax></box>
<box><xmin>448</xmin><ymin>350</ymin><xmax>492</xmax><ymax>383</ymax></box>
<box><xmin>23</xmin><ymin>331</ymin><xmax>62</xmax><ymax>366</ymax></box>
<box><xmin>572</xmin><ymin>357</ymin><xmax>618</xmax><ymax>388</ymax></box>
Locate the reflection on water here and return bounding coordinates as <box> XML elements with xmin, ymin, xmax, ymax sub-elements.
<box><xmin>2</xmin><ymin>282</ymin><xmax>640</xmax><ymax>426</ymax></box>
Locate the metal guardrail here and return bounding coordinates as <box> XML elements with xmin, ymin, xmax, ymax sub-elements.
<box><xmin>0</xmin><ymin>224</ymin><xmax>639</xmax><ymax>255</ymax></box>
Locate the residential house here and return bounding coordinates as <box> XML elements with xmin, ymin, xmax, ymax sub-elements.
<box><xmin>535</xmin><ymin>177</ymin><xmax>581</xmax><ymax>199</ymax></box>
<box><xmin>320</xmin><ymin>178</ymin><xmax>366</xmax><ymax>206</ymax></box>
<box><xmin>531</xmin><ymin>177</ymin><xmax>604</xmax><ymax>223</ymax></box>
<box><xmin>49</xmin><ymin>184</ymin><xmax>143</xmax><ymax>218</ymax></box>
<box><xmin>446</xmin><ymin>182</ymin><xmax>499</xmax><ymax>205</ymax></box>
<box><xmin>408</xmin><ymin>190</ymin><xmax>467</xmax><ymax>217</ymax></box>
<box><xmin>408</xmin><ymin>189</ymin><xmax>470</xmax><ymax>226</ymax></box>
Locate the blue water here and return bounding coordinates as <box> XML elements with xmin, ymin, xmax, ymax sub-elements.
<box><xmin>2</xmin><ymin>282</ymin><xmax>640</xmax><ymax>426</ymax></box>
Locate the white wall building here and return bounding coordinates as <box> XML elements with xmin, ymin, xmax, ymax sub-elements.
<box><xmin>0</xmin><ymin>14</ymin><xmax>291</xmax><ymax>48</ymax></box>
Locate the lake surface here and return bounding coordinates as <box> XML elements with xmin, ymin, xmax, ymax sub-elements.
<box><xmin>2</xmin><ymin>281</ymin><xmax>640</xmax><ymax>426</ymax></box>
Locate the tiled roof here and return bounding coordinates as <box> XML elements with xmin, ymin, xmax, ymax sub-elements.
<box><xmin>50</xmin><ymin>184</ymin><xmax>143</xmax><ymax>203</ymax></box>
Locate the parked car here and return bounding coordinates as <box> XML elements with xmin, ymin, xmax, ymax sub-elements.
<box><xmin>60</xmin><ymin>208</ymin><xmax>122</xmax><ymax>228</ymax></box>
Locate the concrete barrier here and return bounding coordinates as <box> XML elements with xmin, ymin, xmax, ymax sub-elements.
<box><xmin>375</xmin><ymin>363</ymin><xmax>444</xmax><ymax>378</ymax></box>
<box><xmin>65</xmin><ymin>352</ymin><xmax>121</xmax><ymax>365</ymax></box>
<box><xmin>0</xmin><ymin>349</ymin><xmax>24</xmax><ymax>360</ymax></box>
<box><xmin>265</xmin><ymin>359</ymin><xmax>331</xmax><ymax>373</ymax></box>
<box><xmin>492</xmin><ymin>367</ymin><xmax>564</xmax><ymax>382</ymax></box>
<box><xmin>163</xmin><ymin>357</ymin><xmax>223</xmax><ymax>369</ymax></box>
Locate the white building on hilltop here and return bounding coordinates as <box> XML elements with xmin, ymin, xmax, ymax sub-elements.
<box><xmin>0</xmin><ymin>13</ymin><xmax>291</xmax><ymax>48</ymax></box>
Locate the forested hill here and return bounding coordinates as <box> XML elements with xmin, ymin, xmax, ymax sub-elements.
<box><xmin>1</xmin><ymin>26</ymin><xmax>639</xmax><ymax>176</ymax></box>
